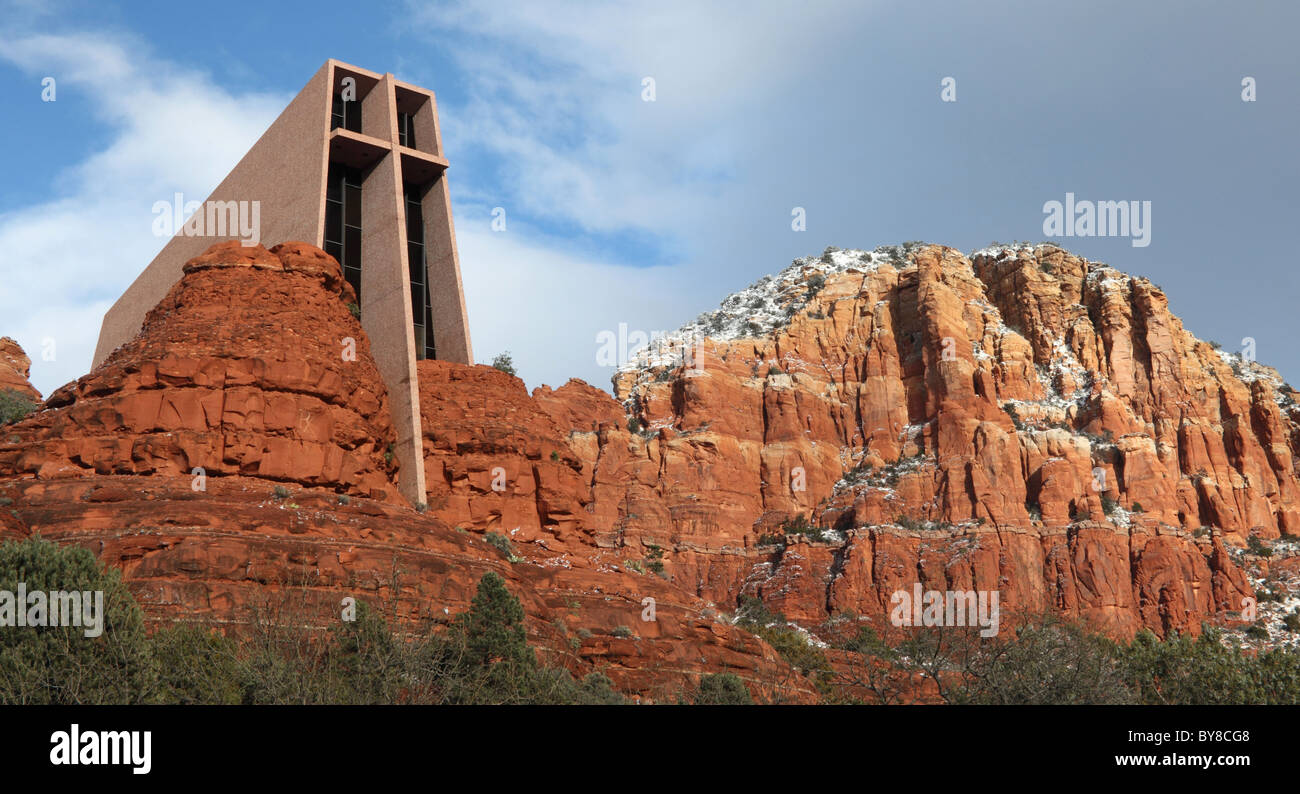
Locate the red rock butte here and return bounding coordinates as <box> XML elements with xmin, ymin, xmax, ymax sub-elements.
<box><xmin>2</xmin><ymin>239</ymin><xmax>1298</xmax><ymax>699</ymax></box>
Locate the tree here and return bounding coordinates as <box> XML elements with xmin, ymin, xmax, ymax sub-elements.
<box><xmin>150</xmin><ymin>624</ymin><xmax>241</xmax><ymax>704</ymax></box>
<box><xmin>324</xmin><ymin>599</ymin><xmax>405</xmax><ymax>704</ymax></box>
<box><xmin>957</xmin><ymin>617</ymin><xmax>1132</xmax><ymax>704</ymax></box>
<box><xmin>491</xmin><ymin>352</ymin><xmax>517</xmax><ymax>377</ymax></box>
<box><xmin>0</xmin><ymin>536</ymin><xmax>157</xmax><ymax>704</ymax></box>
<box><xmin>424</xmin><ymin>571</ymin><xmax>629</xmax><ymax>704</ymax></box>
<box><xmin>453</xmin><ymin>571</ymin><xmax>532</xmax><ymax>668</ymax></box>
<box><xmin>1122</xmin><ymin>627</ymin><xmax>1300</xmax><ymax>705</ymax></box>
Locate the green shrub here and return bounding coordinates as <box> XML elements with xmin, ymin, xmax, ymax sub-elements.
<box><xmin>577</xmin><ymin>672</ymin><xmax>625</xmax><ymax>705</ymax></box>
<box><xmin>829</xmin><ymin>614</ymin><xmax>1300</xmax><ymax>705</ymax></box>
<box><xmin>272</xmin><ymin>485</ymin><xmax>291</xmax><ymax>500</ymax></box>
<box><xmin>0</xmin><ymin>389</ymin><xmax>35</xmax><ymax>426</ymax></box>
<box><xmin>484</xmin><ymin>532</ymin><xmax>520</xmax><ymax>562</ymax></box>
<box><xmin>490</xmin><ymin>352</ymin><xmax>517</xmax><ymax>377</ymax></box>
<box><xmin>1247</xmin><ymin>534</ymin><xmax>1273</xmax><ymax>558</ymax></box>
<box><xmin>1101</xmin><ymin>495</ymin><xmax>1119</xmax><ymax>516</ymax></box>
<box><xmin>1258</xmin><ymin>585</ymin><xmax>1285</xmax><ymax>603</ymax></box>
<box><xmin>1123</xmin><ymin>627</ymin><xmax>1300</xmax><ymax>704</ymax></box>
<box><xmin>804</xmin><ymin>274</ymin><xmax>826</xmax><ymax>301</ymax></box>
<box><xmin>0</xmin><ymin>536</ymin><xmax>156</xmax><ymax>704</ymax></box>
<box><xmin>780</xmin><ymin>514</ymin><xmax>823</xmax><ymax>540</ymax></box>
<box><xmin>150</xmin><ymin>624</ymin><xmax>242</xmax><ymax>704</ymax></box>
<box><xmin>0</xmin><ymin>556</ymin><xmax>626</xmax><ymax>705</ymax></box>
<box><xmin>611</xmin><ymin>625</ymin><xmax>633</xmax><ymax>638</ymax></box>
<box><xmin>736</xmin><ymin>597</ymin><xmax>828</xmax><ymax>677</ymax></box>
<box><xmin>1244</xmin><ymin>623</ymin><xmax>1270</xmax><ymax>641</ymax></box>
<box><xmin>895</xmin><ymin>515</ymin><xmax>925</xmax><ymax>531</ymax></box>
<box><xmin>694</xmin><ymin>673</ymin><xmax>753</xmax><ymax>705</ymax></box>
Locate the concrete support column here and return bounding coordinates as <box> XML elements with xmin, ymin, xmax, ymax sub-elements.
<box><xmin>359</xmin><ymin>75</ymin><xmax>427</xmax><ymax>505</ymax></box>
<box><xmin>422</xmin><ymin>173</ymin><xmax>473</xmax><ymax>365</ymax></box>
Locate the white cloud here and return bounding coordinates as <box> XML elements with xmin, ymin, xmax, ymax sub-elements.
<box><xmin>404</xmin><ymin>0</ymin><xmax>881</xmax><ymax>392</ymax></box>
<box><xmin>0</xmin><ymin>32</ymin><xmax>286</xmax><ymax>397</ymax></box>
<box><xmin>411</xmin><ymin>0</ymin><xmax>871</xmax><ymax>235</ymax></box>
<box><xmin>458</xmin><ymin>223</ymin><xmax>688</xmax><ymax>394</ymax></box>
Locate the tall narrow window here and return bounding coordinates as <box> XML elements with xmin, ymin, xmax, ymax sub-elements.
<box><xmin>405</xmin><ymin>183</ymin><xmax>435</xmax><ymax>360</ymax></box>
<box><xmin>397</xmin><ymin>112</ymin><xmax>416</xmax><ymax>149</ymax></box>
<box><xmin>325</xmin><ymin>164</ymin><xmax>364</xmax><ymax>305</ymax></box>
<box><xmin>331</xmin><ymin>92</ymin><xmax>362</xmax><ymax>133</ymax></box>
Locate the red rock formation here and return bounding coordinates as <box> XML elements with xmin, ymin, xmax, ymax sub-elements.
<box><xmin>2</xmin><ymin>240</ymin><xmax>1293</xmax><ymax>700</ymax></box>
<box><xmin>415</xmin><ymin>244</ymin><xmax>1287</xmax><ymax>640</ymax></box>
<box><xmin>0</xmin><ymin>337</ymin><xmax>40</xmax><ymax>402</ymax></box>
<box><xmin>0</xmin><ymin>241</ymin><xmax>399</xmax><ymax>498</ymax></box>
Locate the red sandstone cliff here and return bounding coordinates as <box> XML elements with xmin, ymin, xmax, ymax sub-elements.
<box><xmin>1</xmin><ymin>240</ymin><xmax>1296</xmax><ymax>699</ymax></box>
<box><xmin>416</xmin><ymin>243</ymin><xmax>1294</xmax><ymax>639</ymax></box>
<box><xmin>0</xmin><ymin>337</ymin><xmax>40</xmax><ymax>402</ymax></box>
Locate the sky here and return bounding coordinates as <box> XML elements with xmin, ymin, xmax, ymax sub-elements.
<box><xmin>1</xmin><ymin>0</ymin><xmax>1297</xmax><ymax>398</ymax></box>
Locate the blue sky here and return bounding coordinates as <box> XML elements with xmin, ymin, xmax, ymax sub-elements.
<box><xmin>2</xmin><ymin>0</ymin><xmax>1297</xmax><ymax>397</ymax></box>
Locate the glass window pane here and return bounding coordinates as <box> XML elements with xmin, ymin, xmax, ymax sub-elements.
<box><xmin>331</xmin><ymin>95</ymin><xmax>344</xmax><ymax>131</ymax></box>
<box><xmin>326</xmin><ymin>166</ymin><xmax>341</xmax><ymax>200</ymax></box>
<box><xmin>324</xmin><ymin>203</ymin><xmax>341</xmax><ymax>247</ymax></box>
<box><xmin>425</xmin><ymin>283</ymin><xmax>435</xmax><ymax>357</ymax></box>
<box><xmin>406</xmin><ymin>201</ymin><xmax>423</xmax><ymax>240</ymax></box>
<box><xmin>344</xmin><ymin>227</ymin><xmax>361</xmax><ymax>268</ymax></box>
<box><xmin>345</xmin><ymin>183</ymin><xmax>362</xmax><ymax>227</ymax></box>
<box><xmin>346</xmin><ymin>100</ymin><xmax>361</xmax><ymax>133</ymax></box>
<box><xmin>408</xmin><ymin>244</ymin><xmax>424</xmax><ymax>284</ymax></box>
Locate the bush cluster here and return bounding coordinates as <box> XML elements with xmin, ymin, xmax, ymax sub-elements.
<box><xmin>0</xmin><ymin>538</ymin><xmax>622</xmax><ymax>705</ymax></box>
<box><xmin>0</xmin><ymin>389</ymin><xmax>35</xmax><ymax>425</ymax></box>
<box><xmin>827</xmin><ymin>613</ymin><xmax>1300</xmax><ymax>705</ymax></box>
